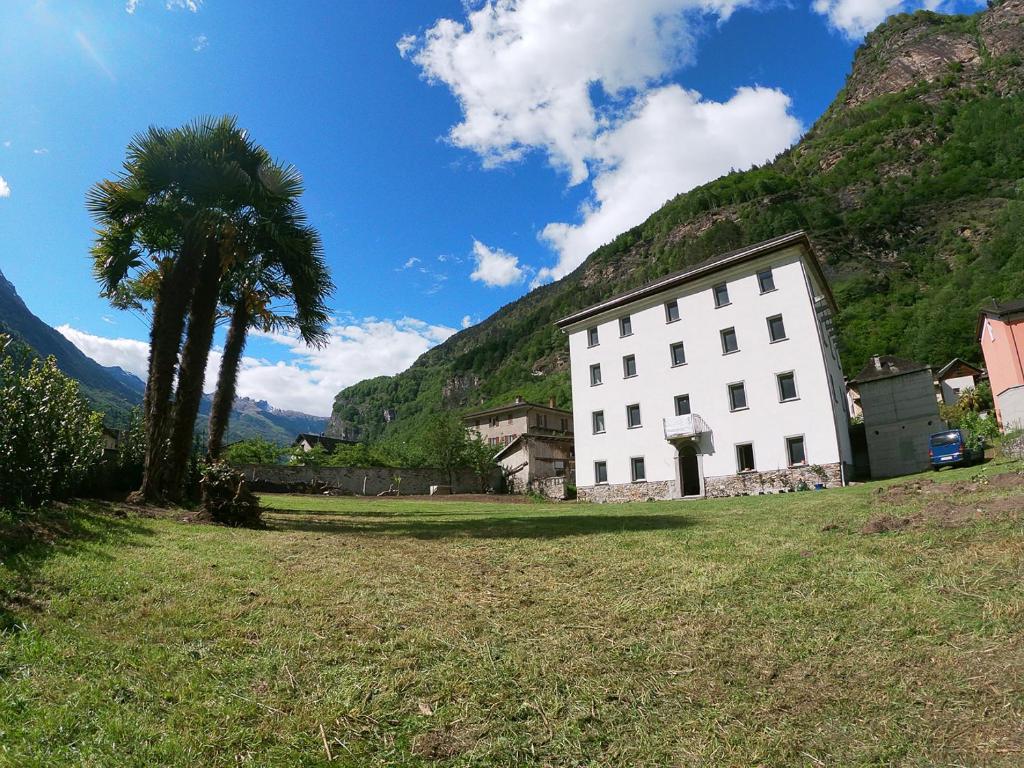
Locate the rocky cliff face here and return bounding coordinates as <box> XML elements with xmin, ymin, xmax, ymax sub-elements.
<box><xmin>331</xmin><ymin>2</ymin><xmax>1024</xmax><ymax>444</ymax></box>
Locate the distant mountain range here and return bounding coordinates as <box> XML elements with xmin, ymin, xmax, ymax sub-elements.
<box><xmin>0</xmin><ymin>268</ymin><xmax>327</xmax><ymax>444</ymax></box>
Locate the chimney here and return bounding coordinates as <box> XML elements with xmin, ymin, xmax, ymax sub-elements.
<box><xmin>548</xmin><ymin>397</ymin><xmax>556</xmax><ymax>408</ymax></box>
<box><xmin>514</xmin><ymin>395</ymin><xmax>525</xmax><ymax>404</ymax></box>
<box><xmin>872</xmin><ymin>355</ymin><xmax>881</xmax><ymax>371</ymax></box>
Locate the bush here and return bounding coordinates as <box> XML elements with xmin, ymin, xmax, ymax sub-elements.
<box><xmin>224</xmin><ymin>438</ymin><xmax>285</xmax><ymax>465</ymax></box>
<box><xmin>0</xmin><ymin>339</ymin><xmax>104</xmax><ymax>508</ymax></box>
<box><xmin>199</xmin><ymin>462</ymin><xmax>263</xmax><ymax>527</ymax></box>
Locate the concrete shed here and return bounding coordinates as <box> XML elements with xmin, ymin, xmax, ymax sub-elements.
<box><xmin>852</xmin><ymin>355</ymin><xmax>942</xmax><ymax>479</ymax></box>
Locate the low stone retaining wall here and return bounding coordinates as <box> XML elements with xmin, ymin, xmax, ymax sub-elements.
<box><xmin>577</xmin><ymin>463</ymin><xmax>845</xmax><ymax>503</ymax></box>
<box><xmin>704</xmin><ymin>463</ymin><xmax>844</xmax><ymax>498</ymax></box>
<box><xmin>527</xmin><ymin>476</ymin><xmax>574</xmax><ymax>501</ymax></box>
<box><xmin>578</xmin><ymin>480</ymin><xmax>676</xmax><ymax>503</ymax></box>
<box><xmin>1001</xmin><ymin>431</ymin><xmax>1024</xmax><ymax>460</ymax></box>
<box><xmin>234</xmin><ymin>464</ymin><xmax>491</xmax><ymax>496</ymax></box>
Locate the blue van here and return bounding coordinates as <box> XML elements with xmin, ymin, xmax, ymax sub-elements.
<box><xmin>928</xmin><ymin>429</ymin><xmax>982</xmax><ymax>470</ymax></box>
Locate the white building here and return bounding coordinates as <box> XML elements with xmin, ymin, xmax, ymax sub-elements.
<box><xmin>557</xmin><ymin>231</ymin><xmax>853</xmax><ymax>502</ymax></box>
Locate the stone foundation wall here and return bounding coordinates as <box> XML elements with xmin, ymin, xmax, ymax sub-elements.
<box><xmin>578</xmin><ymin>480</ymin><xmax>676</xmax><ymax>503</ymax></box>
<box><xmin>703</xmin><ymin>463</ymin><xmax>843</xmax><ymax>498</ymax></box>
<box><xmin>234</xmin><ymin>464</ymin><xmax>492</xmax><ymax>496</ymax></box>
<box><xmin>1000</xmin><ymin>431</ymin><xmax>1024</xmax><ymax>460</ymax></box>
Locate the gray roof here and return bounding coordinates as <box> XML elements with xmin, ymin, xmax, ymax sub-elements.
<box><xmin>936</xmin><ymin>357</ymin><xmax>983</xmax><ymax>379</ymax></box>
<box><xmin>556</xmin><ymin>231</ymin><xmax>835</xmax><ymax>328</ymax></box>
<box><xmin>850</xmin><ymin>355</ymin><xmax>932</xmax><ymax>385</ymax></box>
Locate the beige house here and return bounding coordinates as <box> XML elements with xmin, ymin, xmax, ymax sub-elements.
<box><xmin>464</xmin><ymin>396</ymin><xmax>575</xmax><ymax>493</ymax></box>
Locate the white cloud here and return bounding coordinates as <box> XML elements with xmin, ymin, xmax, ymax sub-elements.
<box><xmin>535</xmin><ymin>85</ymin><xmax>801</xmax><ymax>284</ymax></box>
<box><xmin>3</xmin><ymin>141</ymin><xmax>12</xmax><ymax>148</ymax></box>
<box><xmin>0</xmin><ymin>176</ymin><xmax>10</xmax><ymax>198</ymax></box>
<box><xmin>32</xmin><ymin>148</ymin><xmax>48</xmax><ymax>155</ymax></box>
<box><xmin>404</xmin><ymin>0</ymin><xmax>802</xmax><ymax>286</ymax></box>
<box><xmin>125</xmin><ymin>0</ymin><xmax>140</xmax><ymax>12</ymax></box>
<box><xmin>402</xmin><ymin>256</ymin><xmax>421</xmax><ymax>269</ymax></box>
<box><xmin>192</xmin><ymin>34</ymin><xmax>209</xmax><ymax>52</ymax></box>
<box><xmin>469</xmin><ymin>239</ymin><xmax>526</xmax><ymax>287</ymax></box>
<box><xmin>812</xmin><ymin>0</ymin><xmax>904</xmax><ymax>37</ymax></box>
<box><xmin>126</xmin><ymin>0</ymin><xmax>201</xmax><ymax>13</ymax></box>
<box><xmin>57</xmin><ymin>316</ymin><xmax>457</xmax><ymax>417</ymax></box>
<box><xmin>461</xmin><ymin>315</ymin><xmax>475</xmax><ymax>329</ymax></box>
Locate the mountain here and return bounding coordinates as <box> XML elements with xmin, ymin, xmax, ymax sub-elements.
<box><xmin>330</xmin><ymin>1</ymin><xmax>1024</xmax><ymax>444</ymax></box>
<box><xmin>0</xmin><ymin>268</ymin><xmax>327</xmax><ymax>442</ymax></box>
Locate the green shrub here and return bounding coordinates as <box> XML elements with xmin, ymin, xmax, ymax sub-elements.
<box><xmin>0</xmin><ymin>338</ymin><xmax>104</xmax><ymax>508</ymax></box>
<box><xmin>224</xmin><ymin>437</ymin><xmax>285</xmax><ymax>465</ymax></box>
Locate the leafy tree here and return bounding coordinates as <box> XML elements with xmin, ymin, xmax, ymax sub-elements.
<box><xmin>463</xmin><ymin>435</ymin><xmax>499</xmax><ymax>492</ymax></box>
<box><xmin>288</xmin><ymin>444</ymin><xmax>328</xmax><ymax>467</ymax></box>
<box><xmin>224</xmin><ymin>437</ymin><xmax>286</xmax><ymax>465</ymax></box>
<box><xmin>417</xmin><ymin>413</ymin><xmax>469</xmax><ymax>486</ymax></box>
<box><xmin>0</xmin><ymin>336</ymin><xmax>103</xmax><ymax>508</ymax></box>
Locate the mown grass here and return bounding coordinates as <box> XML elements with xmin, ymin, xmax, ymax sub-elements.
<box><xmin>2</xmin><ymin>463</ymin><xmax>1023</xmax><ymax>767</ymax></box>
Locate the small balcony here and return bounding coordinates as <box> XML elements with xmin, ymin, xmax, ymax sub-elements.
<box><xmin>663</xmin><ymin>413</ymin><xmax>710</xmax><ymax>440</ymax></box>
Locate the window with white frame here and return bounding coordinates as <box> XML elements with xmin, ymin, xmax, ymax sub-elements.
<box><xmin>630</xmin><ymin>456</ymin><xmax>646</xmax><ymax>482</ymax></box>
<box><xmin>619</xmin><ymin>316</ymin><xmax>632</xmax><ymax>337</ymax></box>
<box><xmin>592</xmin><ymin>410</ymin><xmax>605</xmax><ymax>434</ymax></box>
<box><xmin>757</xmin><ymin>268</ymin><xmax>776</xmax><ymax>293</ymax></box>
<box><xmin>767</xmin><ymin>314</ymin><xmax>787</xmax><ymax>342</ymax></box>
<box><xmin>587</xmin><ymin>326</ymin><xmax>600</xmax><ymax>347</ymax></box>
<box><xmin>777</xmin><ymin>371</ymin><xmax>798</xmax><ymax>402</ymax></box>
<box><xmin>626</xmin><ymin>403</ymin><xmax>642</xmax><ymax>429</ymax></box>
<box><xmin>674</xmin><ymin>394</ymin><xmax>691</xmax><ymax>416</ymax></box>
<box><xmin>713</xmin><ymin>283</ymin><xmax>730</xmax><ymax>308</ymax></box>
<box><xmin>590</xmin><ymin>363</ymin><xmax>602</xmax><ymax>386</ymax></box>
<box><xmin>665</xmin><ymin>300</ymin><xmax>680</xmax><ymax>323</ymax></box>
<box><xmin>623</xmin><ymin>354</ymin><xmax>637</xmax><ymax>378</ymax></box>
<box><xmin>728</xmin><ymin>381</ymin><xmax>747</xmax><ymax>411</ymax></box>
<box><xmin>594</xmin><ymin>461</ymin><xmax>608</xmax><ymax>484</ymax></box>
<box><xmin>786</xmin><ymin>435</ymin><xmax>806</xmax><ymax>466</ymax></box>
<box><xmin>670</xmin><ymin>341</ymin><xmax>686</xmax><ymax>367</ymax></box>
<box><xmin>720</xmin><ymin>327</ymin><xmax>739</xmax><ymax>354</ymax></box>
<box><xmin>736</xmin><ymin>443</ymin><xmax>755</xmax><ymax>472</ymax></box>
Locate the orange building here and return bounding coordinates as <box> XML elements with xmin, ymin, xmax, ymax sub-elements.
<box><xmin>978</xmin><ymin>300</ymin><xmax>1024</xmax><ymax>429</ymax></box>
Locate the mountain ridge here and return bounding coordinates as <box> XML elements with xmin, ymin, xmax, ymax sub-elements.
<box><xmin>328</xmin><ymin>1</ymin><xmax>1024</xmax><ymax>445</ymax></box>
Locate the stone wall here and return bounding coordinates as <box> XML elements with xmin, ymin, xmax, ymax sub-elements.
<box><xmin>527</xmin><ymin>475</ymin><xmax>574</xmax><ymax>501</ymax></box>
<box><xmin>1000</xmin><ymin>431</ymin><xmax>1024</xmax><ymax>460</ymax></box>
<box><xmin>234</xmin><ymin>464</ymin><xmax>492</xmax><ymax>496</ymax></box>
<box><xmin>576</xmin><ymin>464</ymin><xmax>845</xmax><ymax>503</ymax></box>
<box><xmin>578</xmin><ymin>480</ymin><xmax>676</xmax><ymax>503</ymax></box>
<box><xmin>703</xmin><ymin>463</ymin><xmax>843</xmax><ymax>498</ymax></box>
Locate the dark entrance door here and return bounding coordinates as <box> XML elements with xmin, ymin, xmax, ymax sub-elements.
<box><xmin>680</xmin><ymin>444</ymin><xmax>701</xmax><ymax>496</ymax></box>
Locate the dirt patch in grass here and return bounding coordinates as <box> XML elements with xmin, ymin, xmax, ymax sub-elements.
<box><xmin>410</xmin><ymin>726</ymin><xmax>474</xmax><ymax>760</ymax></box>
<box><xmin>863</xmin><ymin>470</ymin><xmax>1024</xmax><ymax>533</ymax></box>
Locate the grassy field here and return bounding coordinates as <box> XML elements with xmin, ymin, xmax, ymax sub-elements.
<box><xmin>1</xmin><ymin>463</ymin><xmax>1023</xmax><ymax>766</ymax></box>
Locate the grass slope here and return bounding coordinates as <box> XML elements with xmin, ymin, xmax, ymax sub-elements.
<box><xmin>2</xmin><ymin>463</ymin><xmax>1023</xmax><ymax>766</ymax></box>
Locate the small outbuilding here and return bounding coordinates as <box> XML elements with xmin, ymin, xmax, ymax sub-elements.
<box><xmin>935</xmin><ymin>358</ymin><xmax>985</xmax><ymax>406</ymax></box>
<box><xmin>851</xmin><ymin>355</ymin><xmax>942</xmax><ymax>479</ymax></box>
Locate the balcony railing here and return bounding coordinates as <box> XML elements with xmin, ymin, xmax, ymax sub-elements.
<box><xmin>663</xmin><ymin>413</ymin><xmax>710</xmax><ymax>440</ymax></box>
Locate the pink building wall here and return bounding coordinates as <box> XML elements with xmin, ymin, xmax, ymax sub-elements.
<box><xmin>979</xmin><ymin>314</ymin><xmax>1024</xmax><ymax>425</ymax></box>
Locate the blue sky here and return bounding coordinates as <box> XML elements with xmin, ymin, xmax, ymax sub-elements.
<box><xmin>0</xmin><ymin>0</ymin><xmax>982</xmax><ymax>415</ymax></box>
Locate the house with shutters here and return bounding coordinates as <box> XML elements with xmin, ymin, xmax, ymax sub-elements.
<box><xmin>556</xmin><ymin>231</ymin><xmax>853</xmax><ymax>502</ymax></box>
<box><xmin>978</xmin><ymin>300</ymin><xmax>1024</xmax><ymax>429</ymax></box>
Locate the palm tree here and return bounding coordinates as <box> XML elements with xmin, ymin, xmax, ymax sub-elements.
<box><xmin>88</xmin><ymin>117</ymin><xmax>302</xmax><ymax>502</ymax></box>
<box><xmin>206</xmin><ymin>221</ymin><xmax>332</xmax><ymax>461</ymax></box>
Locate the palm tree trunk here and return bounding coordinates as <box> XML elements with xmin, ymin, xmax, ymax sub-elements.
<box><xmin>207</xmin><ymin>297</ymin><xmax>250</xmax><ymax>460</ymax></box>
<box><xmin>132</xmin><ymin>240</ymin><xmax>203</xmax><ymax>504</ymax></box>
<box><xmin>163</xmin><ymin>243</ymin><xmax>223</xmax><ymax>502</ymax></box>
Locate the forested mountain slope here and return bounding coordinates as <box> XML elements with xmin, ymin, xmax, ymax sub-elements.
<box><xmin>332</xmin><ymin>1</ymin><xmax>1024</xmax><ymax>444</ymax></box>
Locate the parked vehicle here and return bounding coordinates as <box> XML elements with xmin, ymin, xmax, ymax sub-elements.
<box><xmin>928</xmin><ymin>429</ymin><xmax>983</xmax><ymax>470</ymax></box>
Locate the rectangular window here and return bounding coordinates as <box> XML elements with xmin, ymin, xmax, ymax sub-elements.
<box><xmin>553</xmin><ymin>460</ymin><xmax>567</xmax><ymax>477</ymax></box>
<box><xmin>674</xmin><ymin>394</ymin><xmax>691</xmax><ymax>416</ymax></box>
<box><xmin>594</xmin><ymin>461</ymin><xmax>608</xmax><ymax>484</ymax></box>
<box><xmin>665</xmin><ymin>300</ymin><xmax>680</xmax><ymax>323</ymax></box>
<box><xmin>777</xmin><ymin>371</ymin><xmax>798</xmax><ymax>402</ymax></box>
<box><xmin>592</xmin><ymin>410</ymin><xmax>605</xmax><ymax>434</ymax></box>
<box><xmin>728</xmin><ymin>382</ymin><xmax>747</xmax><ymax>411</ymax></box>
<box><xmin>736</xmin><ymin>443</ymin><xmax>755</xmax><ymax>473</ymax></box>
<box><xmin>670</xmin><ymin>341</ymin><xmax>686</xmax><ymax>367</ymax></box>
<box><xmin>587</xmin><ymin>327</ymin><xmax>600</xmax><ymax>347</ymax></box>
<box><xmin>713</xmin><ymin>283</ymin><xmax>730</xmax><ymax>308</ymax></box>
<box><xmin>757</xmin><ymin>268</ymin><xmax>776</xmax><ymax>294</ymax></box>
<box><xmin>786</xmin><ymin>436</ymin><xmax>806</xmax><ymax>467</ymax></box>
<box><xmin>631</xmin><ymin>456</ymin><xmax>646</xmax><ymax>482</ymax></box>
<box><xmin>720</xmin><ymin>327</ymin><xmax>739</xmax><ymax>354</ymax></box>
<box><xmin>590</xmin><ymin>363</ymin><xmax>602</xmax><ymax>386</ymax></box>
<box><xmin>560</xmin><ymin>418</ymin><xmax>568</xmax><ymax>432</ymax></box>
<box><xmin>626</xmin><ymin>403</ymin><xmax>642</xmax><ymax>429</ymax></box>
<box><xmin>619</xmin><ymin>316</ymin><xmax>632</xmax><ymax>337</ymax></box>
<box><xmin>623</xmin><ymin>354</ymin><xmax>637</xmax><ymax>378</ymax></box>
<box><xmin>767</xmin><ymin>314</ymin><xmax>787</xmax><ymax>342</ymax></box>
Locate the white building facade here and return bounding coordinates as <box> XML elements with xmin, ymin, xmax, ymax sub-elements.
<box><xmin>557</xmin><ymin>232</ymin><xmax>853</xmax><ymax>502</ymax></box>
